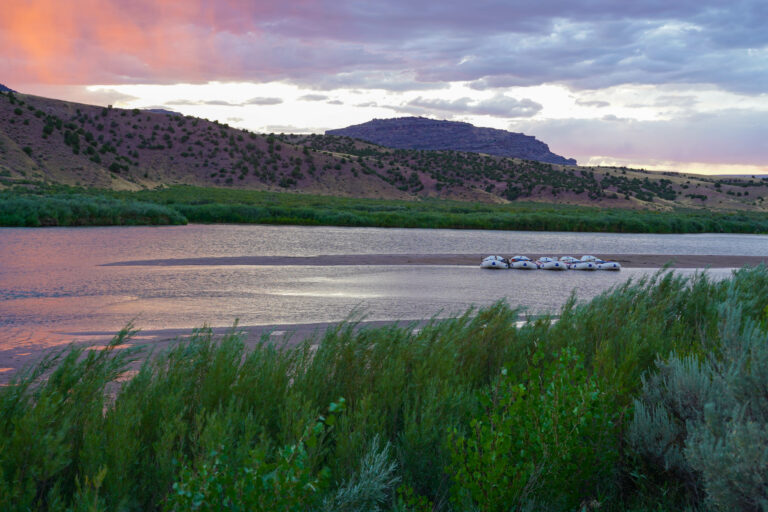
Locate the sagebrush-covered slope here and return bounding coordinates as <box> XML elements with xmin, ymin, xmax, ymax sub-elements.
<box><xmin>1</xmin><ymin>90</ymin><xmax>766</xmax><ymax>210</ymax></box>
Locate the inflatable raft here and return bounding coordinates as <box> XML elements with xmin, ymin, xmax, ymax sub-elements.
<box><xmin>510</xmin><ymin>255</ymin><xmax>538</xmax><ymax>270</ymax></box>
<box><xmin>536</xmin><ymin>256</ymin><xmax>568</xmax><ymax>270</ymax></box>
<box><xmin>481</xmin><ymin>255</ymin><xmax>510</xmax><ymax>269</ymax></box>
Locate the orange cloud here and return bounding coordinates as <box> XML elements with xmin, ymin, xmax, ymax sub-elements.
<box><xmin>0</xmin><ymin>0</ymin><xmax>274</xmax><ymax>84</ymax></box>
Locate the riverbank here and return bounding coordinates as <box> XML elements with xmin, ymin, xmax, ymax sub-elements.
<box><xmin>4</xmin><ymin>257</ymin><xmax>765</xmax><ymax>380</ymax></box>
<box><xmin>102</xmin><ymin>253</ymin><xmax>768</xmax><ymax>268</ymax></box>
<box><xmin>4</xmin><ymin>184</ymin><xmax>768</xmax><ymax>233</ymax></box>
<box><xmin>2</xmin><ymin>267</ymin><xmax>767</xmax><ymax>510</ymax></box>
<box><xmin>0</xmin><ymin>320</ymin><xmax>417</xmax><ymax>384</ymax></box>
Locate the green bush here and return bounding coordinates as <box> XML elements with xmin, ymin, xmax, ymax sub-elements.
<box><xmin>629</xmin><ymin>274</ymin><xmax>768</xmax><ymax>511</ymax></box>
<box><xmin>165</xmin><ymin>399</ymin><xmax>346</xmax><ymax>512</ymax></box>
<box><xmin>0</xmin><ymin>266</ymin><xmax>766</xmax><ymax>510</ymax></box>
<box><xmin>448</xmin><ymin>347</ymin><xmax>618</xmax><ymax>511</ymax></box>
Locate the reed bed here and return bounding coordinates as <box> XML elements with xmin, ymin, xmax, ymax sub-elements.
<box><xmin>3</xmin><ymin>184</ymin><xmax>768</xmax><ymax>233</ymax></box>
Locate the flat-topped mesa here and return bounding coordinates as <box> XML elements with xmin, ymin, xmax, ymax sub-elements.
<box><xmin>326</xmin><ymin>116</ymin><xmax>577</xmax><ymax>165</ymax></box>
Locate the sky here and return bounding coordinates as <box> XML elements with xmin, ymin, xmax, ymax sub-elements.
<box><xmin>2</xmin><ymin>0</ymin><xmax>767</xmax><ymax>174</ymax></box>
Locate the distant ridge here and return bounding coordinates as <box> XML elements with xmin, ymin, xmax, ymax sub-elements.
<box><xmin>326</xmin><ymin>116</ymin><xmax>577</xmax><ymax>165</ymax></box>
<box><xmin>0</xmin><ymin>83</ymin><xmax>15</xmax><ymax>93</ymax></box>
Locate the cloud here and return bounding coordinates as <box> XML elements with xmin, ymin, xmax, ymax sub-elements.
<box><xmin>295</xmin><ymin>71</ymin><xmax>449</xmax><ymax>92</ymax></box>
<box><xmin>627</xmin><ymin>95</ymin><xmax>699</xmax><ymax>109</ymax></box>
<box><xmin>298</xmin><ymin>94</ymin><xmax>329</xmax><ymax>101</ymax></box>
<box><xmin>164</xmin><ymin>97</ymin><xmax>283</xmax><ymax>106</ymax></box>
<box><xmin>79</xmin><ymin>87</ymin><xmax>138</xmax><ymax>105</ymax></box>
<box><xmin>393</xmin><ymin>94</ymin><xmax>542</xmax><ymax>118</ymax></box>
<box><xmin>204</xmin><ymin>100</ymin><xmax>240</xmax><ymax>106</ymax></box>
<box><xmin>260</xmin><ymin>124</ymin><xmax>317</xmax><ymax>134</ymax></box>
<box><xmin>510</xmin><ymin>109</ymin><xmax>768</xmax><ymax>168</ymax></box>
<box><xmin>166</xmin><ymin>99</ymin><xmax>202</xmax><ymax>106</ymax></box>
<box><xmin>575</xmin><ymin>99</ymin><xmax>610</xmax><ymax>108</ymax></box>
<box><xmin>243</xmin><ymin>96</ymin><xmax>283</xmax><ymax>105</ymax></box>
<box><xmin>326</xmin><ymin>99</ymin><xmax>343</xmax><ymax>105</ymax></box>
<box><xmin>1</xmin><ymin>1</ymin><xmax>767</xmax><ymax>95</ymax></box>
<box><xmin>21</xmin><ymin>85</ymin><xmax>139</xmax><ymax>106</ymax></box>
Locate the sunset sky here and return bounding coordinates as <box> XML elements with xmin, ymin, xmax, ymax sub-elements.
<box><xmin>2</xmin><ymin>1</ymin><xmax>767</xmax><ymax>174</ymax></box>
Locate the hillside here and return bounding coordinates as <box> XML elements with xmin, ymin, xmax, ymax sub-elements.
<box><xmin>326</xmin><ymin>116</ymin><xmax>577</xmax><ymax>165</ymax></box>
<box><xmin>1</xmin><ymin>89</ymin><xmax>767</xmax><ymax>211</ymax></box>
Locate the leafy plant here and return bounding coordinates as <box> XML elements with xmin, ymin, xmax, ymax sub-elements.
<box><xmin>165</xmin><ymin>398</ymin><xmax>345</xmax><ymax>512</ymax></box>
<box><xmin>629</xmin><ymin>284</ymin><xmax>768</xmax><ymax>511</ymax></box>
<box><xmin>448</xmin><ymin>347</ymin><xmax>618</xmax><ymax>511</ymax></box>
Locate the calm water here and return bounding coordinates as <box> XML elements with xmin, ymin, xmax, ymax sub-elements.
<box><xmin>0</xmin><ymin>225</ymin><xmax>760</xmax><ymax>351</ymax></box>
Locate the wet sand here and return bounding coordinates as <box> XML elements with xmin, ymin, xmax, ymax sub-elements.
<box><xmin>103</xmin><ymin>253</ymin><xmax>768</xmax><ymax>269</ymax></box>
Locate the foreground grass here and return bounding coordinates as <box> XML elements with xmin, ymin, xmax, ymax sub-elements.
<box><xmin>3</xmin><ymin>184</ymin><xmax>768</xmax><ymax>233</ymax></box>
<box><xmin>2</xmin><ymin>266</ymin><xmax>768</xmax><ymax>511</ymax></box>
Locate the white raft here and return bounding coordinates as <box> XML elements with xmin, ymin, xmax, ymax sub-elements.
<box><xmin>510</xmin><ymin>255</ymin><xmax>537</xmax><ymax>270</ymax></box>
<box><xmin>596</xmin><ymin>260</ymin><xmax>621</xmax><ymax>271</ymax></box>
<box><xmin>536</xmin><ymin>256</ymin><xmax>568</xmax><ymax>270</ymax></box>
<box><xmin>481</xmin><ymin>255</ymin><xmax>510</xmax><ymax>269</ymax></box>
<box><xmin>570</xmin><ymin>255</ymin><xmax>598</xmax><ymax>271</ymax></box>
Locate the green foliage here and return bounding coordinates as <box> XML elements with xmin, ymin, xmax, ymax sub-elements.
<box><xmin>0</xmin><ymin>192</ymin><xmax>186</xmax><ymax>226</ymax></box>
<box><xmin>0</xmin><ymin>327</ymin><xmax>140</xmax><ymax>511</ymax></box>
<box><xmin>629</xmin><ymin>268</ymin><xmax>768</xmax><ymax>510</ymax></box>
<box><xmin>448</xmin><ymin>348</ymin><xmax>618</xmax><ymax>511</ymax></box>
<box><xmin>0</xmin><ymin>266</ymin><xmax>766</xmax><ymax>510</ymax></box>
<box><xmin>3</xmin><ymin>183</ymin><xmax>768</xmax><ymax>232</ymax></box>
<box><xmin>321</xmin><ymin>436</ymin><xmax>400</xmax><ymax>512</ymax></box>
<box><xmin>166</xmin><ymin>399</ymin><xmax>345</xmax><ymax>512</ymax></box>
<box><xmin>541</xmin><ymin>270</ymin><xmax>725</xmax><ymax>399</ymax></box>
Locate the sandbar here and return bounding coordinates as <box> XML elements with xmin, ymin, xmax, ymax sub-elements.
<box><xmin>102</xmin><ymin>253</ymin><xmax>768</xmax><ymax>268</ymax></box>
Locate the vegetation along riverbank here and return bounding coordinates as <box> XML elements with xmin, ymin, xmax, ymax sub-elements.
<box><xmin>2</xmin><ymin>265</ymin><xmax>767</xmax><ymax>510</ymax></box>
<box><xmin>3</xmin><ymin>184</ymin><xmax>768</xmax><ymax>233</ymax></box>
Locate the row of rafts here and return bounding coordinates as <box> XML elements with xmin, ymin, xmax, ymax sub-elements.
<box><xmin>481</xmin><ymin>255</ymin><xmax>621</xmax><ymax>271</ymax></box>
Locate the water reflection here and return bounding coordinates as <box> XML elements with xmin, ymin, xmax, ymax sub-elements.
<box><xmin>0</xmin><ymin>224</ymin><xmax>760</xmax><ymax>355</ymax></box>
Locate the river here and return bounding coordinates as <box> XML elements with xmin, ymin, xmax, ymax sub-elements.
<box><xmin>1</xmin><ymin>225</ymin><xmax>762</xmax><ymax>360</ymax></box>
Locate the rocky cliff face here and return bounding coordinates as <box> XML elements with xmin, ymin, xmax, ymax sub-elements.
<box><xmin>326</xmin><ymin>117</ymin><xmax>576</xmax><ymax>165</ymax></box>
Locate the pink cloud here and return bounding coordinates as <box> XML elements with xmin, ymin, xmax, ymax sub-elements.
<box><xmin>1</xmin><ymin>0</ymin><xmax>766</xmax><ymax>95</ymax></box>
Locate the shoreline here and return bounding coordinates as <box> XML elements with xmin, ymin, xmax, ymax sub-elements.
<box><xmin>3</xmin><ymin>256</ymin><xmax>765</xmax><ymax>382</ymax></box>
<box><xmin>0</xmin><ymin>319</ymin><xmax>432</xmax><ymax>384</ymax></box>
<box><xmin>102</xmin><ymin>253</ymin><xmax>768</xmax><ymax>268</ymax></box>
